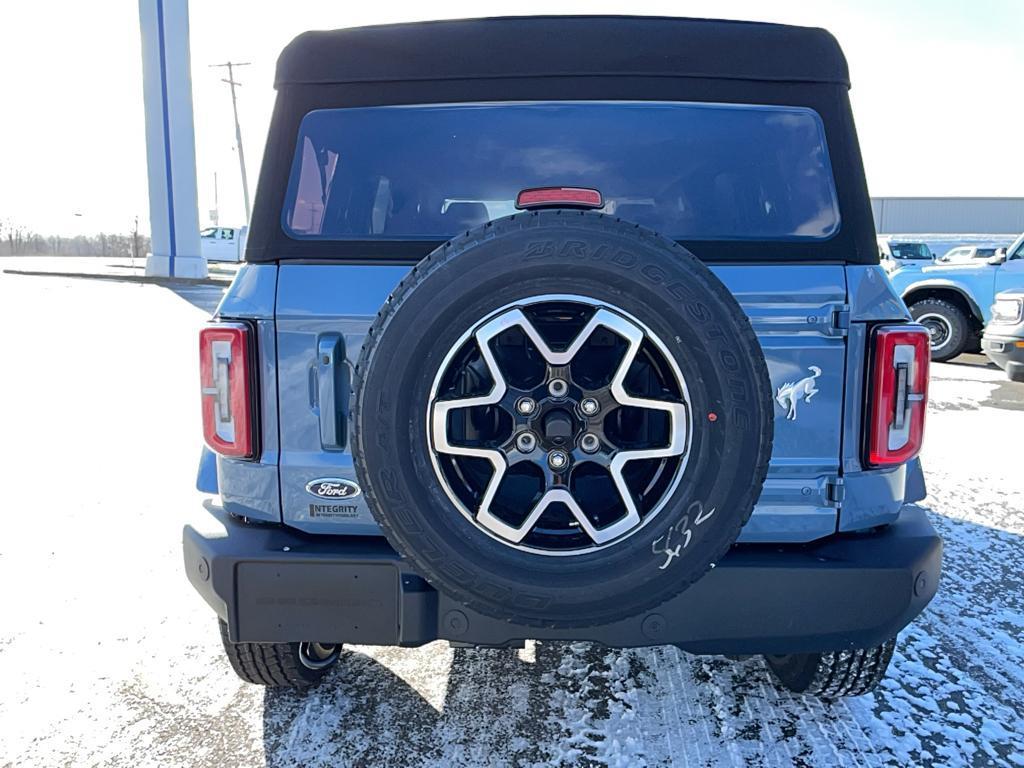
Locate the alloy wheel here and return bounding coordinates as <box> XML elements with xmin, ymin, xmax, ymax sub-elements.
<box><xmin>428</xmin><ymin>295</ymin><xmax>692</xmax><ymax>555</ymax></box>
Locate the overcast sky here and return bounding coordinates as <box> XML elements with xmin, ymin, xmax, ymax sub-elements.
<box><xmin>1</xmin><ymin>0</ymin><xmax>1021</xmax><ymax>237</ymax></box>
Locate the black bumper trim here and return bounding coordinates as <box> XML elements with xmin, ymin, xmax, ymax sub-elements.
<box><xmin>982</xmin><ymin>333</ymin><xmax>1024</xmax><ymax>381</ymax></box>
<box><xmin>184</xmin><ymin>501</ymin><xmax>941</xmax><ymax>655</ymax></box>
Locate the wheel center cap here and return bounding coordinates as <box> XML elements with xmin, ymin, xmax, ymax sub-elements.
<box><xmin>543</xmin><ymin>408</ymin><xmax>575</xmax><ymax>446</ymax></box>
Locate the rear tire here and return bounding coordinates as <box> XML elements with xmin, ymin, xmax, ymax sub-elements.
<box><xmin>218</xmin><ymin>620</ymin><xmax>340</xmax><ymax>688</ymax></box>
<box><xmin>764</xmin><ymin>637</ymin><xmax>896</xmax><ymax>698</ymax></box>
<box><xmin>909</xmin><ymin>298</ymin><xmax>969</xmax><ymax>362</ymax></box>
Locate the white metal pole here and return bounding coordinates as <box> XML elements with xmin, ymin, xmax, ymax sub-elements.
<box><xmin>138</xmin><ymin>0</ymin><xmax>207</xmax><ymax>279</ymax></box>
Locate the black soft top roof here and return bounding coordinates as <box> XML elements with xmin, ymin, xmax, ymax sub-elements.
<box><xmin>275</xmin><ymin>16</ymin><xmax>849</xmax><ymax>88</ymax></box>
<box><xmin>248</xmin><ymin>15</ymin><xmax>877</xmax><ymax>265</ymax></box>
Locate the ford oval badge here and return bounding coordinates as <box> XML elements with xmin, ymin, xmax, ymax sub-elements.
<box><xmin>305</xmin><ymin>478</ymin><xmax>362</xmax><ymax>500</ymax></box>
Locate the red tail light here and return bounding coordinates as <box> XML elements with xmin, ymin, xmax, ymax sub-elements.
<box><xmin>515</xmin><ymin>187</ymin><xmax>603</xmax><ymax>210</ymax></box>
<box><xmin>199</xmin><ymin>323</ymin><xmax>255</xmax><ymax>459</ymax></box>
<box><xmin>867</xmin><ymin>325</ymin><xmax>929</xmax><ymax>466</ymax></box>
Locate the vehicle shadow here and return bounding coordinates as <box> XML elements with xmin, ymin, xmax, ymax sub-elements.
<box><xmin>944</xmin><ymin>352</ymin><xmax>999</xmax><ymax>370</ymax></box>
<box><xmin>261</xmin><ymin>642</ymin><xmax>571</xmax><ymax>767</ymax></box>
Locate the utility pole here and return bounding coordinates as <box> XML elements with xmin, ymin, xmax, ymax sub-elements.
<box><xmin>211</xmin><ymin>171</ymin><xmax>220</xmax><ymax>225</ymax></box>
<box><xmin>210</xmin><ymin>61</ymin><xmax>251</xmax><ymax>224</ymax></box>
<box><xmin>131</xmin><ymin>215</ymin><xmax>140</xmax><ymax>268</ymax></box>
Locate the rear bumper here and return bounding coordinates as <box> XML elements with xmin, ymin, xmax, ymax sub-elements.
<box><xmin>184</xmin><ymin>501</ymin><xmax>941</xmax><ymax>655</ymax></box>
<box><xmin>982</xmin><ymin>333</ymin><xmax>1024</xmax><ymax>381</ymax></box>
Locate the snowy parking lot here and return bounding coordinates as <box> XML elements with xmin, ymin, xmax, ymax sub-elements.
<box><xmin>1</xmin><ymin>264</ymin><xmax>1022</xmax><ymax>767</ymax></box>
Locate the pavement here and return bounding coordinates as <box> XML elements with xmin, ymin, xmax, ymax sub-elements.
<box><xmin>0</xmin><ymin>264</ymin><xmax>1022</xmax><ymax>768</ymax></box>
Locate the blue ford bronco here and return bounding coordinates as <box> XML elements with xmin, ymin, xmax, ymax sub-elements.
<box><xmin>185</xmin><ymin>16</ymin><xmax>941</xmax><ymax>698</ymax></box>
<box><xmin>889</xmin><ymin>232</ymin><xmax>1024</xmax><ymax>362</ymax></box>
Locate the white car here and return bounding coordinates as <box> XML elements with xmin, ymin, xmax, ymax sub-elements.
<box><xmin>200</xmin><ymin>226</ymin><xmax>247</xmax><ymax>263</ymax></box>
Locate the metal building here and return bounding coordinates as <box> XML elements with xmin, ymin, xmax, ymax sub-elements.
<box><xmin>871</xmin><ymin>197</ymin><xmax>1024</xmax><ymax>235</ymax></box>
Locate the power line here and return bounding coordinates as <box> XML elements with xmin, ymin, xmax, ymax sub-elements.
<box><xmin>209</xmin><ymin>61</ymin><xmax>252</xmax><ymax>224</ymax></box>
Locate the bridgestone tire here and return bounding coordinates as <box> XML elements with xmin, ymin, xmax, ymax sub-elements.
<box><xmin>909</xmin><ymin>298</ymin><xmax>969</xmax><ymax>362</ymax></box>
<box><xmin>353</xmin><ymin>211</ymin><xmax>773</xmax><ymax>628</ymax></box>
<box><xmin>765</xmin><ymin>637</ymin><xmax>897</xmax><ymax>698</ymax></box>
<box><xmin>218</xmin><ymin>620</ymin><xmax>337</xmax><ymax>688</ymax></box>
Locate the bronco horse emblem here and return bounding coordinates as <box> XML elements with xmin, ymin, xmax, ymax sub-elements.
<box><xmin>776</xmin><ymin>366</ymin><xmax>822</xmax><ymax>420</ymax></box>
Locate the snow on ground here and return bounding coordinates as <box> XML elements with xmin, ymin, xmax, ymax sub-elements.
<box><xmin>0</xmin><ymin>263</ymin><xmax>1022</xmax><ymax>767</ymax></box>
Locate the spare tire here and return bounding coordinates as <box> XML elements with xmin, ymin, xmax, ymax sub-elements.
<box><xmin>353</xmin><ymin>211</ymin><xmax>772</xmax><ymax>628</ymax></box>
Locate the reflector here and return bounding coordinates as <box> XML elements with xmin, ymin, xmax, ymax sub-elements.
<box><xmin>515</xmin><ymin>187</ymin><xmax>603</xmax><ymax>210</ymax></box>
<box><xmin>867</xmin><ymin>325</ymin><xmax>929</xmax><ymax>466</ymax></box>
<box><xmin>199</xmin><ymin>323</ymin><xmax>254</xmax><ymax>458</ymax></box>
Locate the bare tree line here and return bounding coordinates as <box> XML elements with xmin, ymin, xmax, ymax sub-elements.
<box><xmin>0</xmin><ymin>219</ymin><xmax>150</xmax><ymax>259</ymax></box>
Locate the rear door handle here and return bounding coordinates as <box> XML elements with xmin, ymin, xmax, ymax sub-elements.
<box><xmin>317</xmin><ymin>334</ymin><xmax>348</xmax><ymax>450</ymax></box>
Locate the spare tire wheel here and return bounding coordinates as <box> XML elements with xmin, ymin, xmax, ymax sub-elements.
<box><xmin>353</xmin><ymin>211</ymin><xmax>773</xmax><ymax>628</ymax></box>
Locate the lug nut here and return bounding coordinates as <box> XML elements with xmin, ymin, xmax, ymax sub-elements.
<box><xmin>580</xmin><ymin>397</ymin><xmax>600</xmax><ymax>416</ymax></box>
<box><xmin>516</xmin><ymin>431</ymin><xmax>537</xmax><ymax>453</ymax></box>
<box><xmin>516</xmin><ymin>397</ymin><xmax>536</xmax><ymax>415</ymax></box>
<box><xmin>548</xmin><ymin>379</ymin><xmax>568</xmax><ymax>398</ymax></box>
<box><xmin>580</xmin><ymin>433</ymin><xmax>600</xmax><ymax>453</ymax></box>
<box><xmin>547</xmin><ymin>450</ymin><xmax>569</xmax><ymax>470</ymax></box>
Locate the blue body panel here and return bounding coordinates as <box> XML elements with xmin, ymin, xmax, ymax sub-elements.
<box><xmin>208</xmin><ymin>261</ymin><xmax>919</xmax><ymax>543</ymax></box>
<box><xmin>215</xmin><ymin>262</ymin><xmax>277</xmax><ymax>319</ymax></box>
<box><xmin>847</xmin><ymin>265</ymin><xmax>910</xmax><ymax>322</ymax></box>
<box><xmin>196</xmin><ymin>447</ymin><xmax>218</xmax><ymax>494</ymax></box>
<box><xmin>204</xmin><ymin>265</ymin><xmax>281</xmax><ymax>522</ymax></box>
<box><xmin>275</xmin><ymin>266</ymin><xmax>409</xmax><ymax>535</ymax></box>
<box><xmin>711</xmin><ymin>265</ymin><xmax>848</xmax><ymax>542</ymax></box>
<box><xmin>217</xmin><ymin>319</ymin><xmax>281</xmax><ymax>522</ymax></box>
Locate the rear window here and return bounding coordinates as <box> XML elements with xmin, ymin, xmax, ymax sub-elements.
<box><xmin>283</xmin><ymin>101</ymin><xmax>840</xmax><ymax>242</ymax></box>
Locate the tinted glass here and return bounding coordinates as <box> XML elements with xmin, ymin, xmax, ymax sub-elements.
<box><xmin>890</xmin><ymin>243</ymin><xmax>932</xmax><ymax>260</ymax></box>
<box><xmin>283</xmin><ymin>101</ymin><xmax>840</xmax><ymax>242</ymax></box>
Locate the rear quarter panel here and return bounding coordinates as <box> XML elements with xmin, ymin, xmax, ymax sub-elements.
<box><xmin>211</xmin><ymin>265</ymin><xmax>281</xmax><ymax>522</ymax></box>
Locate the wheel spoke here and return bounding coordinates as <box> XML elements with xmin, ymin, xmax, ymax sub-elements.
<box><xmin>604</xmin><ymin>312</ymin><xmax>689</xmax><ymax>541</ymax></box>
<box><xmin>477</xmin><ymin>487</ymin><xmax>641</xmax><ymax>545</ymax></box>
<box><xmin>431</xmin><ymin>312</ymin><xmax>523</xmax><ymax>526</ymax></box>
<box><xmin>430</xmin><ymin>310</ymin><xmax>516</xmax><ymax>445</ymax></box>
<box><xmin>515</xmin><ymin>307</ymin><xmax>625</xmax><ymax>366</ymax></box>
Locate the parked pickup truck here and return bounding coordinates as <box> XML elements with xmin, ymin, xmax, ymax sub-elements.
<box><xmin>199</xmin><ymin>226</ymin><xmax>247</xmax><ymax>263</ymax></box>
<box><xmin>184</xmin><ymin>16</ymin><xmax>940</xmax><ymax>699</ymax></box>
<box><xmin>888</xmin><ymin>232</ymin><xmax>1024</xmax><ymax>361</ymax></box>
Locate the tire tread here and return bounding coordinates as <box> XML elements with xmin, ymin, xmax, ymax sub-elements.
<box><xmin>767</xmin><ymin>638</ymin><xmax>897</xmax><ymax>699</ymax></box>
<box><xmin>217</xmin><ymin>620</ymin><xmax>328</xmax><ymax>688</ymax></box>
<box><xmin>909</xmin><ymin>297</ymin><xmax>969</xmax><ymax>362</ymax></box>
